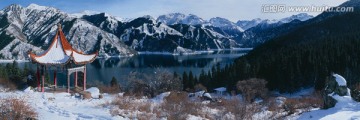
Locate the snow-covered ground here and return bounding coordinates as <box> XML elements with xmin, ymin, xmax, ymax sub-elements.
<box><xmin>1</xmin><ymin>80</ymin><xmax>360</xmax><ymax>119</ymax></box>
<box><xmin>297</xmin><ymin>95</ymin><xmax>360</xmax><ymax>120</ymax></box>
<box><xmin>0</xmin><ymin>88</ymin><xmax>120</xmax><ymax>120</ymax></box>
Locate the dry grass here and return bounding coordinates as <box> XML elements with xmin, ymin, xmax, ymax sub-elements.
<box><xmin>0</xmin><ymin>97</ymin><xmax>38</xmax><ymax>120</ymax></box>
<box><xmin>0</xmin><ymin>78</ymin><xmax>17</xmax><ymax>91</ymax></box>
<box><xmin>208</xmin><ymin>98</ymin><xmax>261</xmax><ymax>120</ymax></box>
<box><xmin>91</xmin><ymin>81</ymin><xmax>121</xmax><ymax>94</ymax></box>
<box><xmin>105</xmin><ymin>90</ymin><xmax>323</xmax><ymax>120</ymax></box>
<box><xmin>158</xmin><ymin>91</ymin><xmax>202</xmax><ymax>120</ymax></box>
<box><xmin>284</xmin><ymin>92</ymin><xmax>323</xmax><ymax>115</ymax></box>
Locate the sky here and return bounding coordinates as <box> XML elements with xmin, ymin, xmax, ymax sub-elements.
<box><xmin>0</xmin><ymin>0</ymin><xmax>349</xmax><ymax>22</ymax></box>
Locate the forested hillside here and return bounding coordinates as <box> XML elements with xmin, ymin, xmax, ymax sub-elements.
<box><xmin>203</xmin><ymin>1</ymin><xmax>360</xmax><ymax>93</ymax></box>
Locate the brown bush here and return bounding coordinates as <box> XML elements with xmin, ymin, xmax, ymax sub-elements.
<box><xmin>90</xmin><ymin>81</ymin><xmax>121</xmax><ymax>94</ymax></box>
<box><xmin>0</xmin><ymin>78</ymin><xmax>17</xmax><ymax>91</ymax></box>
<box><xmin>237</xmin><ymin>78</ymin><xmax>269</xmax><ymax>103</ymax></box>
<box><xmin>0</xmin><ymin>97</ymin><xmax>37</xmax><ymax>119</ymax></box>
<box><xmin>159</xmin><ymin>91</ymin><xmax>201</xmax><ymax>120</ymax></box>
<box><xmin>125</xmin><ymin>69</ymin><xmax>182</xmax><ymax>98</ymax></box>
<box><xmin>194</xmin><ymin>84</ymin><xmax>207</xmax><ymax>92</ymax></box>
<box><xmin>208</xmin><ymin>98</ymin><xmax>260</xmax><ymax>120</ymax></box>
<box><xmin>284</xmin><ymin>91</ymin><xmax>323</xmax><ymax>115</ymax></box>
<box><xmin>111</xmin><ymin>96</ymin><xmax>135</xmax><ymax>111</ymax></box>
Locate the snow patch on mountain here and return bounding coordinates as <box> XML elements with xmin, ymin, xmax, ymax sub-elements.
<box><xmin>0</xmin><ymin>39</ymin><xmax>43</xmax><ymax>60</ymax></box>
<box><xmin>209</xmin><ymin>17</ymin><xmax>244</xmax><ymax>32</ymax></box>
<box><xmin>237</xmin><ymin>13</ymin><xmax>313</xmax><ymax>30</ymax></box>
<box><xmin>278</xmin><ymin>13</ymin><xmax>313</xmax><ymax>23</ymax></box>
<box><xmin>136</xmin><ymin>23</ymin><xmax>183</xmax><ymax>36</ymax></box>
<box><xmin>26</xmin><ymin>3</ymin><xmax>49</xmax><ymax>11</ymax></box>
<box><xmin>157</xmin><ymin>13</ymin><xmax>206</xmax><ymax>25</ymax></box>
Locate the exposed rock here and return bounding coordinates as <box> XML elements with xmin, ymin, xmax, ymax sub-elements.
<box><xmin>323</xmin><ymin>74</ymin><xmax>349</xmax><ymax>109</ymax></box>
<box><xmin>323</xmin><ymin>95</ymin><xmax>337</xmax><ymax>109</ymax></box>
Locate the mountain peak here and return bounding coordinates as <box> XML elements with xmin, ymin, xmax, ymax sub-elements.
<box><xmin>157</xmin><ymin>13</ymin><xmax>205</xmax><ymax>25</ymax></box>
<box><xmin>26</xmin><ymin>3</ymin><xmax>49</xmax><ymax>11</ymax></box>
<box><xmin>209</xmin><ymin>17</ymin><xmax>244</xmax><ymax>32</ymax></box>
<box><xmin>279</xmin><ymin>13</ymin><xmax>313</xmax><ymax>23</ymax></box>
<box><xmin>3</xmin><ymin>4</ymin><xmax>23</xmax><ymax>12</ymax></box>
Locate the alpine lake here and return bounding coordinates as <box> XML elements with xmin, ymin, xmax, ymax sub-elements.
<box><xmin>5</xmin><ymin>49</ymin><xmax>250</xmax><ymax>87</ymax></box>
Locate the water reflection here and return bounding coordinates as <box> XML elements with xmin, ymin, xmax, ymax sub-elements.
<box><xmin>3</xmin><ymin>50</ymin><xmax>248</xmax><ymax>86</ymax></box>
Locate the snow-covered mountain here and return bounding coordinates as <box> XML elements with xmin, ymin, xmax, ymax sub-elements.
<box><xmin>0</xmin><ymin>4</ymin><xmax>242</xmax><ymax>59</ymax></box>
<box><xmin>278</xmin><ymin>13</ymin><xmax>314</xmax><ymax>23</ymax></box>
<box><xmin>237</xmin><ymin>13</ymin><xmax>313</xmax><ymax>30</ymax></box>
<box><xmin>209</xmin><ymin>17</ymin><xmax>244</xmax><ymax>32</ymax></box>
<box><xmin>0</xmin><ymin>3</ymin><xmax>317</xmax><ymax>60</ymax></box>
<box><xmin>84</xmin><ymin>14</ymin><xmax>240</xmax><ymax>53</ymax></box>
<box><xmin>236</xmin><ymin>18</ymin><xmax>278</xmax><ymax>30</ymax></box>
<box><xmin>0</xmin><ymin>4</ymin><xmax>135</xmax><ymax>60</ymax></box>
<box><xmin>156</xmin><ymin>13</ymin><xmax>206</xmax><ymax>25</ymax></box>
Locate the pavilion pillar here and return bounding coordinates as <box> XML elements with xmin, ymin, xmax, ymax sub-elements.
<box><xmin>36</xmin><ymin>66</ymin><xmax>40</xmax><ymax>92</ymax></box>
<box><xmin>54</xmin><ymin>70</ymin><xmax>57</xmax><ymax>89</ymax></box>
<box><xmin>42</xmin><ymin>66</ymin><xmax>45</xmax><ymax>92</ymax></box>
<box><xmin>75</xmin><ymin>72</ymin><xmax>78</xmax><ymax>87</ymax></box>
<box><xmin>83</xmin><ymin>66</ymin><xmax>86</xmax><ymax>90</ymax></box>
<box><xmin>67</xmin><ymin>71</ymin><xmax>70</xmax><ymax>93</ymax></box>
<box><xmin>41</xmin><ymin>74</ymin><xmax>45</xmax><ymax>92</ymax></box>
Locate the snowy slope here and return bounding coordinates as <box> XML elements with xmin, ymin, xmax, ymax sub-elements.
<box><xmin>209</xmin><ymin>17</ymin><xmax>244</xmax><ymax>32</ymax></box>
<box><xmin>0</xmin><ymin>39</ymin><xmax>43</xmax><ymax>60</ymax></box>
<box><xmin>237</xmin><ymin>13</ymin><xmax>313</xmax><ymax>30</ymax></box>
<box><xmin>0</xmin><ymin>90</ymin><xmax>119</xmax><ymax>120</ymax></box>
<box><xmin>0</xmin><ymin>4</ymin><xmax>136</xmax><ymax>59</ymax></box>
<box><xmin>156</xmin><ymin>13</ymin><xmax>206</xmax><ymax>25</ymax></box>
<box><xmin>298</xmin><ymin>95</ymin><xmax>360</xmax><ymax>120</ymax></box>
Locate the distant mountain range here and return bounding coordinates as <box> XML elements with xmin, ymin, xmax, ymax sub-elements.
<box><xmin>0</xmin><ymin>3</ymin><xmax>313</xmax><ymax>60</ymax></box>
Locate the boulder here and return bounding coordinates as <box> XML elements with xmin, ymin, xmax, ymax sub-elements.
<box><xmin>323</xmin><ymin>95</ymin><xmax>337</xmax><ymax>109</ymax></box>
<box><xmin>323</xmin><ymin>74</ymin><xmax>349</xmax><ymax>109</ymax></box>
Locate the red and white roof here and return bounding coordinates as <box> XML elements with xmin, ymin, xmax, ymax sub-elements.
<box><xmin>29</xmin><ymin>25</ymin><xmax>98</xmax><ymax>65</ymax></box>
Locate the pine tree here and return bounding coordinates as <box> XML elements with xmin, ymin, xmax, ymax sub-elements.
<box><xmin>182</xmin><ymin>72</ymin><xmax>188</xmax><ymax>90</ymax></box>
<box><xmin>188</xmin><ymin>71</ymin><xmax>195</xmax><ymax>89</ymax></box>
<box><xmin>110</xmin><ymin>76</ymin><xmax>118</xmax><ymax>87</ymax></box>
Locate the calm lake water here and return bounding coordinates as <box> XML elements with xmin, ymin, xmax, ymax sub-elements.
<box><xmin>4</xmin><ymin>50</ymin><xmax>249</xmax><ymax>86</ymax></box>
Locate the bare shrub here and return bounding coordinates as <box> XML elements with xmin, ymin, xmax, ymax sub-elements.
<box><xmin>208</xmin><ymin>98</ymin><xmax>261</xmax><ymax>120</ymax></box>
<box><xmin>194</xmin><ymin>84</ymin><xmax>207</xmax><ymax>92</ymax></box>
<box><xmin>126</xmin><ymin>68</ymin><xmax>182</xmax><ymax>97</ymax></box>
<box><xmin>159</xmin><ymin>91</ymin><xmax>201</xmax><ymax>120</ymax></box>
<box><xmin>284</xmin><ymin>91</ymin><xmax>323</xmax><ymax>114</ymax></box>
<box><xmin>109</xmin><ymin>96</ymin><xmax>154</xmax><ymax>118</ymax></box>
<box><xmin>0</xmin><ymin>78</ymin><xmax>17</xmax><ymax>91</ymax></box>
<box><xmin>0</xmin><ymin>97</ymin><xmax>37</xmax><ymax>119</ymax></box>
<box><xmin>111</xmin><ymin>96</ymin><xmax>136</xmax><ymax>111</ymax></box>
<box><xmin>90</xmin><ymin>79</ymin><xmax>121</xmax><ymax>94</ymax></box>
<box><xmin>237</xmin><ymin>78</ymin><xmax>268</xmax><ymax>103</ymax></box>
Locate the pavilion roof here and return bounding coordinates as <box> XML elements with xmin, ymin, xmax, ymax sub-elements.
<box><xmin>28</xmin><ymin>24</ymin><xmax>98</xmax><ymax>65</ymax></box>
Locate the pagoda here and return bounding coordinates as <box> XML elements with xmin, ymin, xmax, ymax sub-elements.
<box><xmin>28</xmin><ymin>23</ymin><xmax>98</xmax><ymax>93</ymax></box>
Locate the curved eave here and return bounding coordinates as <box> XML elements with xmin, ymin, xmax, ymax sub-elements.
<box><xmin>72</xmin><ymin>51</ymin><xmax>98</xmax><ymax>65</ymax></box>
<box><xmin>28</xmin><ymin>52</ymin><xmax>72</xmax><ymax>66</ymax></box>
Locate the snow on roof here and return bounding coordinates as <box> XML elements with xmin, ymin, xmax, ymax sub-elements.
<box><xmin>30</xmin><ymin>32</ymin><xmax>71</xmax><ymax>64</ymax></box>
<box><xmin>333</xmin><ymin>74</ymin><xmax>347</xmax><ymax>86</ymax></box>
<box><xmin>72</xmin><ymin>51</ymin><xmax>97</xmax><ymax>64</ymax></box>
<box><xmin>214</xmin><ymin>87</ymin><xmax>226</xmax><ymax>92</ymax></box>
<box><xmin>29</xmin><ymin>25</ymin><xmax>97</xmax><ymax>65</ymax></box>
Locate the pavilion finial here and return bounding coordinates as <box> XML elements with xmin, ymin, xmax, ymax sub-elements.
<box><xmin>57</xmin><ymin>23</ymin><xmax>62</xmax><ymax>31</ymax></box>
